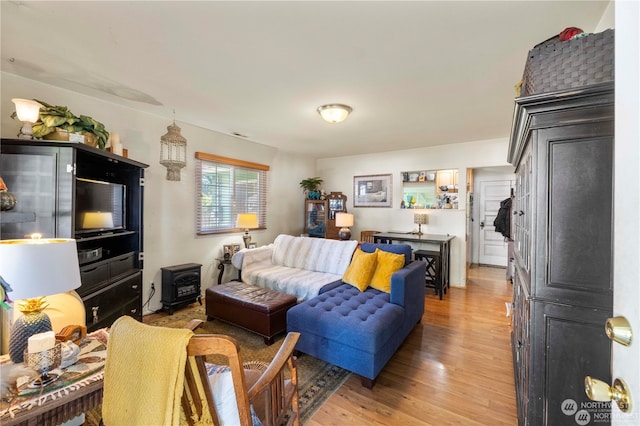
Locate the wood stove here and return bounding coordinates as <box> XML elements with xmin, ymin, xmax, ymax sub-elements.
<box><xmin>161</xmin><ymin>263</ymin><xmax>202</xmax><ymax>314</ymax></box>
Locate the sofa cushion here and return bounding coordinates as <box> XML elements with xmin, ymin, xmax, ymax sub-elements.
<box><xmin>242</xmin><ymin>262</ymin><xmax>343</xmax><ymax>302</ymax></box>
<box><xmin>342</xmin><ymin>248</ymin><xmax>378</xmax><ymax>291</ymax></box>
<box><xmin>272</xmin><ymin>234</ymin><xmax>358</xmax><ymax>275</ymax></box>
<box><xmin>369</xmin><ymin>249</ymin><xmax>404</xmax><ymax>293</ymax></box>
<box><xmin>359</xmin><ymin>242</ymin><xmax>412</xmax><ymax>265</ymax></box>
<box><xmin>286</xmin><ymin>283</ymin><xmax>404</xmax><ymax>354</ymax></box>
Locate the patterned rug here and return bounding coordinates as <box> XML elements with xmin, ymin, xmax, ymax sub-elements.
<box><xmin>86</xmin><ymin>304</ymin><xmax>350</xmax><ymax>424</ymax></box>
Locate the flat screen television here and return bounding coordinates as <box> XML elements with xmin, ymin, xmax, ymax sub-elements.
<box><xmin>75</xmin><ymin>177</ymin><xmax>126</xmax><ymax>236</ymax></box>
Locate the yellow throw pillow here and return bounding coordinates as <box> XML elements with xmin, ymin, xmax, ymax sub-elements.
<box><xmin>342</xmin><ymin>248</ymin><xmax>378</xmax><ymax>291</ymax></box>
<box><xmin>370</xmin><ymin>249</ymin><xmax>405</xmax><ymax>293</ymax></box>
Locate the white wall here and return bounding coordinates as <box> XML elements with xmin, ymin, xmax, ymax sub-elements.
<box><xmin>317</xmin><ymin>138</ymin><xmax>511</xmax><ymax>287</ymax></box>
<box><xmin>1</xmin><ymin>73</ymin><xmax>316</xmax><ymax>314</ymax></box>
<box><xmin>596</xmin><ymin>1</ymin><xmax>614</xmax><ymax>32</ymax></box>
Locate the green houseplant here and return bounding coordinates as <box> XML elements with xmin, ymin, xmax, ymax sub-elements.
<box><xmin>299</xmin><ymin>177</ymin><xmax>323</xmax><ymax>199</ymax></box>
<box><xmin>12</xmin><ymin>100</ymin><xmax>110</xmax><ymax>149</ymax></box>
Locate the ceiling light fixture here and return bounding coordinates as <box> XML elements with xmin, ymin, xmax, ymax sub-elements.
<box><xmin>317</xmin><ymin>104</ymin><xmax>352</xmax><ymax>124</ymax></box>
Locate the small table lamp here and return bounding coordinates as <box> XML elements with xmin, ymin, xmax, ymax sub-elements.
<box><xmin>11</xmin><ymin>98</ymin><xmax>42</xmax><ymax>139</ymax></box>
<box><xmin>237</xmin><ymin>213</ymin><xmax>259</xmax><ymax>248</ymax></box>
<box><xmin>414</xmin><ymin>213</ymin><xmax>428</xmax><ymax>235</ymax></box>
<box><xmin>335</xmin><ymin>212</ymin><xmax>354</xmax><ymax>240</ymax></box>
<box><xmin>0</xmin><ymin>237</ymin><xmax>82</xmax><ymax>363</ymax></box>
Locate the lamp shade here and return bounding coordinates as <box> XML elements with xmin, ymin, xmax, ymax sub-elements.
<box><xmin>317</xmin><ymin>104</ymin><xmax>352</xmax><ymax>123</ymax></box>
<box><xmin>237</xmin><ymin>213</ymin><xmax>259</xmax><ymax>229</ymax></box>
<box><xmin>414</xmin><ymin>213</ymin><xmax>428</xmax><ymax>225</ymax></box>
<box><xmin>11</xmin><ymin>98</ymin><xmax>42</xmax><ymax>123</ymax></box>
<box><xmin>0</xmin><ymin>238</ymin><xmax>82</xmax><ymax>301</ymax></box>
<box><xmin>335</xmin><ymin>212</ymin><xmax>354</xmax><ymax>227</ymax></box>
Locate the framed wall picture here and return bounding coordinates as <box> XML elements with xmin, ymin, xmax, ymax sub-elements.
<box><xmin>353</xmin><ymin>174</ymin><xmax>392</xmax><ymax>207</ymax></box>
<box><xmin>223</xmin><ymin>244</ymin><xmax>234</xmax><ymax>260</ymax></box>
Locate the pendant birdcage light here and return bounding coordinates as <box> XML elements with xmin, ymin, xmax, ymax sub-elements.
<box><xmin>159</xmin><ymin>113</ymin><xmax>187</xmax><ymax>181</ymax></box>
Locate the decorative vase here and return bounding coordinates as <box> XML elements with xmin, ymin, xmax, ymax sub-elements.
<box><xmin>0</xmin><ymin>177</ymin><xmax>17</xmax><ymax>211</ymax></box>
<box><xmin>307</xmin><ymin>191</ymin><xmax>320</xmax><ymax>200</ymax></box>
<box><xmin>42</xmin><ymin>128</ymin><xmax>71</xmax><ymax>141</ymax></box>
<box><xmin>9</xmin><ymin>310</ymin><xmax>53</xmax><ymax>363</ymax></box>
<box><xmin>9</xmin><ymin>297</ymin><xmax>54</xmax><ymax>363</ymax></box>
<box><xmin>82</xmin><ymin>132</ymin><xmax>98</xmax><ymax>148</ymax></box>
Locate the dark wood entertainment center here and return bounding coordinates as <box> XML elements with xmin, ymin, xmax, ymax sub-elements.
<box><xmin>0</xmin><ymin>139</ymin><xmax>148</xmax><ymax>331</ymax></box>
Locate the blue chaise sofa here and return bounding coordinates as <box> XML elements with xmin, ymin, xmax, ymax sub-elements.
<box><xmin>286</xmin><ymin>242</ymin><xmax>426</xmax><ymax>388</ymax></box>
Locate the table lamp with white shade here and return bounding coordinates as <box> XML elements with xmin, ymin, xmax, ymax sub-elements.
<box><xmin>0</xmin><ymin>237</ymin><xmax>82</xmax><ymax>363</ymax></box>
<box><xmin>237</xmin><ymin>213</ymin><xmax>259</xmax><ymax>248</ymax></box>
<box><xmin>335</xmin><ymin>212</ymin><xmax>354</xmax><ymax>240</ymax></box>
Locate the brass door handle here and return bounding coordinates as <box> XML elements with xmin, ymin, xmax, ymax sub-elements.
<box><xmin>605</xmin><ymin>316</ymin><xmax>632</xmax><ymax>346</ymax></box>
<box><xmin>585</xmin><ymin>376</ymin><xmax>632</xmax><ymax>413</ymax></box>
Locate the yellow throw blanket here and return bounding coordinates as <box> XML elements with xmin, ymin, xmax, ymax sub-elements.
<box><xmin>102</xmin><ymin>316</ymin><xmax>193</xmax><ymax>426</ymax></box>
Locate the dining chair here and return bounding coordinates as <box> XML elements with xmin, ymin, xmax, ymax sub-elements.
<box><xmin>360</xmin><ymin>230</ymin><xmax>380</xmax><ymax>243</ymax></box>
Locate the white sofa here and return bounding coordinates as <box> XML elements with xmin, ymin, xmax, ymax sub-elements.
<box><xmin>231</xmin><ymin>234</ymin><xmax>358</xmax><ymax>302</ymax></box>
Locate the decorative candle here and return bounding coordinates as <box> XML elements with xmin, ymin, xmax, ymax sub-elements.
<box><xmin>28</xmin><ymin>331</ymin><xmax>56</xmax><ymax>353</ymax></box>
<box><xmin>110</xmin><ymin>133</ymin><xmax>124</xmax><ymax>155</ymax></box>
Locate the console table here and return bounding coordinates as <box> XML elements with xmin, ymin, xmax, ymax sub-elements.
<box><xmin>373</xmin><ymin>232</ymin><xmax>455</xmax><ymax>291</ymax></box>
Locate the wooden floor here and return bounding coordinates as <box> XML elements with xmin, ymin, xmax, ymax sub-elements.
<box><xmin>307</xmin><ymin>266</ymin><xmax>517</xmax><ymax>425</ymax></box>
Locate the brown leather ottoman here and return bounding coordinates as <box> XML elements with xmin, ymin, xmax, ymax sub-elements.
<box><xmin>206</xmin><ymin>282</ymin><xmax>297</xmax><ymax>345</ymax></box>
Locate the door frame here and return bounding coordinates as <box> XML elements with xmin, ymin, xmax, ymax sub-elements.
<box><xmin>470</xmin><ymin>166</ymin><xmax>515</xmax><ymax>265</ymax></box>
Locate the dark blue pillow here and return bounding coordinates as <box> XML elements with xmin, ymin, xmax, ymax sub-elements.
<box><xmin>359</xmin><ymin>243</ymin><xmax>412</xmax><ymax>265</ymax></box>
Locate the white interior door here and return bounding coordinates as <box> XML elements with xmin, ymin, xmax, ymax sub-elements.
<box><xmin>611</xmin><ymin>4</ymin><xmax>639</xmax><ymax>423</ymax></box>
<box><xmin>478</xmin><ymin>180</ymin><xmax>513</xmax><ymax>266</ymax></box>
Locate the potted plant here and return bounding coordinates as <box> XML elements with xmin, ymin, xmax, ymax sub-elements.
<box><xmin>299</xmin><ymin>177</ymin><xmax>323</xmax><ymax>199</ymax></box>
<box><xmin>12</xmin><ymin>100</ymin><xmax>110</xmax><ymax>150</ymax></box>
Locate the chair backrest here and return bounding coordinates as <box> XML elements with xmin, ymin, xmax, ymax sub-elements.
<box><xmin>360</xmin><ymin>230</ymin><xmax>380</xmax><ymax>243</ymax></box>
<box><xmin>182</xmin><ymin>320</ymin><xmax>301</xmax><ymax>426</ymax></box>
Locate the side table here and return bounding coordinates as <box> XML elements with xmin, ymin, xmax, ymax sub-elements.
<box><xmin>216</xmin><ymin>258</ymin><xmax>239</xmax><ymax>284</ymax></box>
<box><xmin>0</xmin><ymin>331</ymin><xmax>108</xmax><ymax>426</ymax></box>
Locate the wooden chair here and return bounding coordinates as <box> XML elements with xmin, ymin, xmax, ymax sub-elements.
<box><xmin>183</xmin><ymin>319</ymin><xmax>301</xmax><ymax>426</ymax></box>
<box><xmin>360</xmin><ymin>230</ymin><xmax>380</xmax><ymax>243</ymax></box>
<box><xmin>101</xmin><ymin>317</ymin><xmax>300</xmax><ymax>426</ymax></box>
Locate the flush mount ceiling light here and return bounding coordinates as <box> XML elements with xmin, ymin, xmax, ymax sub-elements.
<box><xmin>317</xmin><ymin>104</ymin><xmax>353</xmax><ymax>124</ymax></box>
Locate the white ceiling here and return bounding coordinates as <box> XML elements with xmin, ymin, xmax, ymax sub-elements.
<box><xmin>1</xmin><ymin>1</ymin><xmax>609</xmax><ymax>158</ymax></box>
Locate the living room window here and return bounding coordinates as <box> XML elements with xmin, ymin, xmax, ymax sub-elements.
<box><xmin>195</xmin><ymin>152</ymin><xmax>269</xmax><ymax>235</ymax></box>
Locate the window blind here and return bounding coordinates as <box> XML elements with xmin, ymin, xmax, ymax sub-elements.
<box><xmin>195</xmin><ymin>152</ymin><xmax>268</xmax><ymax>235</ymax></box>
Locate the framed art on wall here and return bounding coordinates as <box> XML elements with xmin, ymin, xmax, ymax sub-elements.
<box><xmin>353</xmin><ymin>174</ymin><xmax>392</xmax><ymax>207</ymax></box>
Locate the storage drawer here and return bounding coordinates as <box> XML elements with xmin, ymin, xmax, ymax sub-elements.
<box><xmin>78</xmin><ymin>262</ymin><xmax>110</xmax><ymax>296</ymax></box>
<box><xmin>110</xmin><ymin>252</ymin><xmax>135</xmax><ymax>280</ymax></box>
<box><xmin>83</xmin><ymin>271</ymin><xmax>142</xmax><ymax>331</ymax></box>
<box><xmin>78</xmin><ymin>252</ymin><xmax>136</xmax><ymax>296</ymax></box>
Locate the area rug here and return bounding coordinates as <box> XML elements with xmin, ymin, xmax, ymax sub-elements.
<box><xmin>86</xmin><ymin>304</ymin><xmax>350</xmax><ymax>424</ymax></box>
